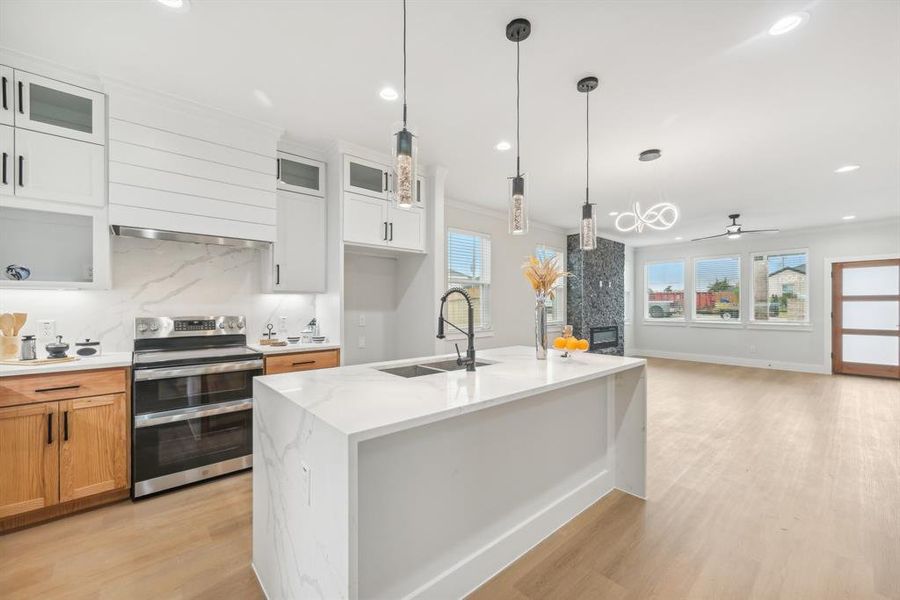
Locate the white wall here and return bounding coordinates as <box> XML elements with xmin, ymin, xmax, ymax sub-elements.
<box><xmin>343</xmin><ymin>252</ymin><xmax>399</xmax><ymax>365</ymax></box>
<box><xmin>438</xmin><ymin>201</ymin><xmax>569</xmax><ymax>354</ymax></box>
<box><xmin>0</xmin><ymin>236</ymin><xmax>317</xmax><ymax>353</ymax></box>
<box><xmin>631</xmin><ymin>219</ymin><xmax>900</xmax><ymax>373</ymax></box>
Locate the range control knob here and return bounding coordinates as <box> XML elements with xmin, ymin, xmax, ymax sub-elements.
<box><xmin>149</xmin><ymin>322</ymin><xmax>159</xmax><ymax>332</ymax></box>
<box><xmin>218</xmin><ymin>322</ymin><xmax>226</xmax><ymax>329</ymax></box>
<box><xmin>137</xmin><ymin>323</ymin><xmax>148</xmax><ymax>333</ymax></box>
<box><xmin>236</xmin><ymin>318</ymin><xmax>245</xmax><ymax>329</ymax></box>
<box><xmin>227</xmin><ymin>320</ymin><xmax>236</xmax><ymax>329</ymax></box>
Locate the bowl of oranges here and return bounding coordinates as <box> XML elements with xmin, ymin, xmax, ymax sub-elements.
<box><xmin>552</xmin><ymin>325</ymin><xmax>589</xmax><ymax>357</ymax></box>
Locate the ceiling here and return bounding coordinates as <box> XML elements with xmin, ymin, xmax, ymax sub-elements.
<box><xmin>2</xmin><ymin>0</ymin><xmax>898</xmax><ymax>246</ymax></box>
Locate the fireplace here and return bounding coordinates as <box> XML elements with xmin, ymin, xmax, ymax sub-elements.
<box><xmin>589</xmin><ymin>326</ymin><xmax>618</xmax><ymax>351</ymax></box>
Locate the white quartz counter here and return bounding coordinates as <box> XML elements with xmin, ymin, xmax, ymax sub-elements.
<box><xmin>0</xmin><ymin>352</ymin><xmax>133</xmax><ymax>377</ymax></box>
<box><xmin>247</xmin><ymin>342</ymin><xmax>340</xmax><ymax>355</ymax></box>
<box><xmin>255</xmin><ymin>345</ymin><xmax>644</xmax><ymax>441</ymax></box>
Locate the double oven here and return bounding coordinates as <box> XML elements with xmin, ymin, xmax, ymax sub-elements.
<box><xmin>131</xmin><ymin>316</ymin><xmax>262</xmax><ymax>498</ymax></box>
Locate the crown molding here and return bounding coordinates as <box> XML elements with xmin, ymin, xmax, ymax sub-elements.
<box><xmin>445</xmin><ymin>198</ymin><xmax>567</xmax><ymax>235</ymax></box>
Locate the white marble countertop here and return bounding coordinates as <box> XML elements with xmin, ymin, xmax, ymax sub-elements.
<box><xmin>0</xmin><ymin>352</ymin><xmax>133</xmax><ymax>377</ymax></box>
<box><xmin>248</xmin><ymin>342</ymin><xmax>340</xmax><ymax>355</ymax></box>
<box><xmin>255</xmin><ymin>345</ymin><xmax>645</xmax><ymax>441</ymax></box>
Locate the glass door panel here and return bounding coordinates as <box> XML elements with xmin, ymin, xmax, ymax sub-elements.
<box><xmin>842</xmin><ymin>266</ymin><xmax>899</xmax><ymax>295</ymax></box>
<box><xmin>842</xmin><ymin>301</ymin><xmax>899</xmax><ymax>330</ymax></box>
<box><xmin>277</xmin><ymin>152</ymin><xmax>324</xmax><ymax>196</ymax></box>
<box><xmin>29</xmin><ymin>83</ymin><xmax>93</xmax><ymax>134</ymax></box>
<box><xmin>842</xmin><ymin>334</ymin><xmax>899</xmax><ymax>366</ymax></box>
<box><xmin>344</xmin><ymin>155</ymin><xmax>388</xmax><ymax>199</ymax></box>
<box><xmin>14</xmin><ymin>71</ymin><xmax>105</xmax><ymax>144</ymax></box>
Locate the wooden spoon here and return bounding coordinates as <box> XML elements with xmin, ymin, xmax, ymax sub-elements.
<box><xmin>0</xmin><ymin>313</ymin><xmax>13</xmax><ymax>337</ymax></box>
<box><xmin>12</xmin><ymin>313</ymin><xmax>27</xmax><ymax>336</ymax></box>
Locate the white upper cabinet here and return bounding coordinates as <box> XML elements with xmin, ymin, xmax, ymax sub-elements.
<box><xmin>343</xmin><ymin>192</ymin><xmax>424</xmax><ymax>253</ymax></box>
<box><xmin>13</xmin><ymin>70</ymin><xmax>106</xmax><ymax>145</ymax></box>
<box><xmin>0</xmin><ymin>124</ymin><xmax>11</xmax><ymax>196</ymax></box>
<box><xmin>277</xmin><ymin>152</ymin><xmax>324</xmax><ymax>197</ymax></box>
<box><xmin>0</xmin><ymin>66</ymin><xmax>13</xmax><ymax>127</ymax></box>
<box><xmin>13</xmin><ymin>128</ymin><xmax>105</xmax><ymax>207</ymax></box>
<box><xmin>344</xmin><ymin>155</ymin><xmax>390</xmax><ymax>200</ymax></box>
<box><xmin>272</xmin><ymin>190</ymin><xmax>326</xmax><ymax>293</ymax></box>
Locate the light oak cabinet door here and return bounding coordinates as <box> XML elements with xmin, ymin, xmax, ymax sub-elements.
<box><xmin>0</xmin><ymin>402</ymin><xmax>58</xmax><ymax>518</ymax></box>
<box><xmin>59</xmin><ymin>393</ymin><xmax>127</xmax><ymax>502</ymax></box>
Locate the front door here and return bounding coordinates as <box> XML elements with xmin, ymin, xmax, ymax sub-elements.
<box><xmin>831</xmin><ymin>258</ymin><xmax>900</xmax><ymax>378</ymax></box>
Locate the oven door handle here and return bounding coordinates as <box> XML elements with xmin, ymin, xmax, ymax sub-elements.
<box><xmin>134</xmin><ymin>398</ymin><xmax>253</xmax><ymax>428</ymax></box>
<box><xmin>133</xmin><ymin>359</ymin><xmax>263</xmax><ymax>381</ymax></box>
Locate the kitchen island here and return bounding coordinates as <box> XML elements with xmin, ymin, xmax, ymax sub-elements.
<box><xmin>252</xmin><ymin>346</ymin><xmax>647</xmax><ymax>600</ymax></box>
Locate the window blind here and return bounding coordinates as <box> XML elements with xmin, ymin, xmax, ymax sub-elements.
<box><xmin>447</xmin><ymin>229</ymin><xmax>492</xmax><ymax>330</ymax></box>
<box><xmin>645</xmin><ymin>260</ymin><xmax>685</xmax><ymax>319</ymax></box>
<box><xmin>694</xmin><ymin>256</ymin><xmax>741</xmax><ymax>321</ymax></box>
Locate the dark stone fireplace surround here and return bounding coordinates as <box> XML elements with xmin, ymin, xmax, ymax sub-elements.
<box><xmin>566</xmin><ymin>234</ymin><xmax>625</xmax><ymax>356</ymax></box>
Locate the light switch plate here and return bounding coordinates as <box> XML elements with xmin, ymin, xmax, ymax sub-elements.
<box><xmin>358</xmin><ymin>314</ymin><xmax>366</xmax><ymax>327</ymax></box>
<box><xmin>38</xmin><ymin>320</ymin><xmax>56</xmax><ymax>339</ymax></box>
<box><xmin>278</xmin><ymin>316</ymin><xmax>288</xmax><ymax>332</ymax></box>
<box><xmin>358</xmin><ymin>335</ymin><xmax>367</xmax><ymax>349</ymax></box>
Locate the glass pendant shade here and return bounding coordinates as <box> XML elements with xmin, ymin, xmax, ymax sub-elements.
<box><xmin>509</xmin><ymin>175</ymin><xmax>528</xmax><ymax>235</ymax></box>
<box><xmin>580</xmin><ymin>202</ymin><xmax>597</xmax><ymax>250</ymax></box>
<box><xmin>391</xmin><ymin>126</ymin><xmax>417</xmax><ymax>208</ymax></box>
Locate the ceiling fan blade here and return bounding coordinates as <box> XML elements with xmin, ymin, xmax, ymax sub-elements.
<box><xmin>691</xmin><ymin>232</ymin><xmax>728</xmax><ymax>241</ymax></box>
<box><xmin>740</xmin><ymin>229</ymin><xmax>780</xmax><ymax>234</ymax></box>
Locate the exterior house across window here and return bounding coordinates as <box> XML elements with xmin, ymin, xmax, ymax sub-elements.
<box><xmin>751</xmin><ymin>250</ymin><xmax>809</xmax><ymax>323</ymax></box>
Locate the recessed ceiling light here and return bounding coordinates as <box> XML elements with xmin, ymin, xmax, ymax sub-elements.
<box><xmin>379</xmin><ymin>87</ymin><xmax>399</xmax><ymax>101</ymax></box>
<box><xmin>157</xmin><ymin>0</ymin><xmax>189</xmax><ymax>10</ymax></box>
<box><xmin>253</xmin><ymin>89</ymin><xmax>272</xmax><ymax>108</ymax></box>
<box><xmin>608</xmin><ymin>211</ymin><xmax>619</xmax><ymax>216</ymax></box>
<box><xmin>674</xmin><ymin>236</ymin><xmax>683</xmax><ymax>240</ymax></box>
<box><xmin>842</xmin><ymin>215</ymin><xmax>856</xmax><ymax>220</ymax></box>
<box><xmin>834</xmin><ymin>164</ymin><xmax>860</xmax><ymax>173</ymax></box>
<box><xmin>768</xmin><ymin>12</ymin><xmax>809</xmax><ymax>36</ymax></box>
<box><xmin>495</xmin><ymin>141</ymin><xmax>511</xmax><ymax>151</ymax></box>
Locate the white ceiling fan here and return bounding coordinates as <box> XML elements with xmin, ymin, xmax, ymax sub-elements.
<box><xmin>692</xmin><ymin>213</ymin><xmax>779</xmax><ymax>241</ymax></box>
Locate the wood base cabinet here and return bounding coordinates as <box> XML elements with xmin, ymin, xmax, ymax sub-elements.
<box><xmin>0</xmin><ymin>368</ymin><xmax>129</xmax><ymax>531</ymax></box>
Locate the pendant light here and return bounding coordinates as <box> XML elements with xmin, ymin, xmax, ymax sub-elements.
<box><xmin>578</xmin><ymin>76</ymin><xmax>599</xmax><ymax>251</ymax></box>
<box><xmin>506</xmin><ymin>18</ymin><xmax>531</xmax><ymax>235</ymax></box>
<box><xmin>391</xmin><ymin>0</ymin><xmax>416</xmax><ymax>208</ymax></box>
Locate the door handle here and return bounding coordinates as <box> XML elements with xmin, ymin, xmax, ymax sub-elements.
<box><xmin>276</xmin><ymin>263</ymin><xmax>280</xmax><ymax>285</ymax></box>
<box><xmin>1</xmin><ymin>76</ymin><xmax>7</xmax><ymax>111</ymax></box>
<box><xmin>18</xmin><ymin>155</ymin><xmax>23</xmax><ymax>187</ymax></box>
<box><xmin>2</xmin><ymin>152</ymin><xmax>6</xmax><ymax>185</ymax></box>
<box><xmin>389</xmin><ymin>222</ymin><xmax>393</xmax><ymax>241</ymax></box>
<box><xmin>64</xmin><ymin>411</ymin><xmax>69</xmax><ymax>441</ymax></box>
<box><xmin>47</xmin><ymin>413</ymin><xmax>53</xmax><ymax>445</ymax></box>
<box><xmin>18</xmin><ymin>81</ymin><xmax>23</xmax><ymax>114</ymax></box>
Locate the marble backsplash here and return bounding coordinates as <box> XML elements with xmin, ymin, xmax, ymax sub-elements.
<box><xmin>0</xmin><ymin>236</ymin><xmax>317</xmax><ymax>352</ymax></box>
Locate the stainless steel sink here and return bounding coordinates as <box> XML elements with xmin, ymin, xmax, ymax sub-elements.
<box><xmin>378</xmin><ymin>359</ymin><xmax>495</xmax><ymax>378</ymax></box>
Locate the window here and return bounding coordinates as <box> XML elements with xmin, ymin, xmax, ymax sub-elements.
<box><xmin>751</xmin><ymin>250</ymin><xmax>809</xmax><ymax>323</ymax></box>
<box><xmin>694</xmin><ymin>256</ymin><xmax>741</xmax><ymax>321</ymax></box>
<box><xmin>536</xmin><ymin>245</ymin><xmax>565</xmax><ymax>324</ymax></box>
<box><xmin>645</xmin><ymin>260</ymin><xmax>685</xmax><ymax>320</ymax></box>
<box><xmin>447</xmin><ymin>228</ymin><xmax>491</xmax><ymax>330</ymax></box>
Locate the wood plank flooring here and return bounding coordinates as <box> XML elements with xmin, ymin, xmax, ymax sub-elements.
<box><xmin>1</xmin><ymin>359</ymin><xmax>898</xmax><ymax>599</ymax></box>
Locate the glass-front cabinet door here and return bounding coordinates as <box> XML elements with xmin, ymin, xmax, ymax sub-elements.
<box><xmin>14</xmin><ymin>70</ymin><xmax>105</xmax><ymax>145</ymax></box>
<box><xmin>344</xmin><ymin>155</ymin><xmax>389</xmax><ymax>199</ymax></box>
<box><xmin>277</xmin><ymin>152</ymin><xmax>325</xmax><ymax>197</ymax></box>
<box><xmin>0</xmin><ymin>65</ymin><xmax>13</xmax><ymax>127</ymax></box>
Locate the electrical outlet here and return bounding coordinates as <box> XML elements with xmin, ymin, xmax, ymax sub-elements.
<box><xmin>358</xmin><ymin>335</ymin><xmax>367</xmax><ymax>349</ymax></box>
<box><xmin>300</xmin><ymin>462</ymin><xmax>311</xmax><ymax>506</ymax></box>
<box><xmin>38</xmin><ymin>320</ymin><xmax>56</xmax><ymax>339</ymax></box>
<box><xmin>278</xmin><ymin>316</ymin><xmax>288</xmax><ymax>332</ymax></box>
<box><xmin>358</xmin><ymin>314</ymin><xmax>366</xmax><ymax>327</ymax></box>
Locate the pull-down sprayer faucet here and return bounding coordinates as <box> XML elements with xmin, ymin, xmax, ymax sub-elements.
<box><xmin>436</xmin><ymin>287</ymin><xmax>476</xmax><ymax>372</ymax></box>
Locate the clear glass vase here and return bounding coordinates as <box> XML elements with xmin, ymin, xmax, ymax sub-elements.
<box><xmin>535</xmin><ymin>295</ymin><xmax>548</xmax><ymax>360</ymax></box>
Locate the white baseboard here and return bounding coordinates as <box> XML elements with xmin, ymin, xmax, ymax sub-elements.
<box><xmin>406</xmin><ymin>469</ymin><xmax>614</xmax><ymax>600</ymax></box>
<box><xmin>628</xmin><ymin>348</ymin><xmax>828</xmax><ymax>374</ymax></box>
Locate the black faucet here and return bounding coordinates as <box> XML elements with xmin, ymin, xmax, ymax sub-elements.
<box><xmin>436</xmin><ymin>287</ymin><xmax>477</xmax><ymax>372</ymax></box>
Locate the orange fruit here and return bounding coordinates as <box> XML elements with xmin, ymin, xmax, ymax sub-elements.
<box><xmin>565</xmin><ymin>338</ymin><xmax>579</xmax><ymax>351</ymax></box>
<box><xmin>553</xmin><ymin>337</ymin><xmax>567</xmax><ymax>350</ymax></box>
<box><xmin>577</xmin><ymin>339</ymin><xmax>589</xmax><ymax>351</ymax></box>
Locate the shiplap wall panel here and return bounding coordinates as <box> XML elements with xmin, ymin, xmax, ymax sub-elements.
<box><xmin>109</xmin><ymin>141</ymin><xmax>273</xmax><ymax>191</ymax></box>
<box><xmin>109</xmin><ymin>184</ymin><xmax>276</xmax><ymax>226</ymax></box>
<box><xmin>109</xmin><ymin>204</ymin><xmax>276</xmax><ymax>243</ymax></box>
<box><xmin>108</xmin><ymin>120</ymin><xmax>274</xmax><ymax>175</ymax></box>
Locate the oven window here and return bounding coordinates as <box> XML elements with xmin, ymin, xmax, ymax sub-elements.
<box><xmin>133</xmin><ymin>411</ymin><xmax>252</xmax><ymax>481</ymax></box>
<box><xmin>134</xmin><ymin>369</ymin><xmax>260</xmax><ymax>415</ymax></box>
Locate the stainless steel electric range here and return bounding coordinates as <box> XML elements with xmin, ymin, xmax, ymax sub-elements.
<box><xmin>131</xmin><ymin>316</ymin><xmax>262</xmax><ymax>498</ymax></box>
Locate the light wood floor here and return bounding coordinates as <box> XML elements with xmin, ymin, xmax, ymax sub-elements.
<box><xmin>2</xmin><ymin>359</ymin><xmax>898</xmax><ymax>599</ymax></box>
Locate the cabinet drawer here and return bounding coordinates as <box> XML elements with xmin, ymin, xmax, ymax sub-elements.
<box><xmin>0</xmin><ymin>368</ymin><xmax>127</xmax><ymax>407</ymax></box>
<box><xmin>265</xmin><ymin>350</ymin><xmax>340</xmax><ymax>375</ymax></box>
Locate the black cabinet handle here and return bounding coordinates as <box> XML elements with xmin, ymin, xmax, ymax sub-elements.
<box><xmin>2</xmin><ymin>152</ymin><xmax>6</xmax><ymax>185</ymax></box>
<box><xmin>276</xmin><ymin>264</ymin><xmax>280</xmax><ymax>285</ymax></box>
<box><xmin>18</xmin><ymin>81</ymin><xmax>23</xmax><ymax>114</ymax></box>
<box><xmin>35</xmin><ymin>384</ymin><xmax>80</xmax><ymax>393</ymax></box>
<box><xmin>63</xmin><ymin>411</ymin><xmax>69</xmax><ymax>441</ymax></box>
<box><xmin>18</xmin><ymin>155</ymin><xmax>23</xmax><ymax>187</ymax></box>
<box><xmin>389</xmin><ymin>222</ymin><xmax>393</xmax><ymax>241</ymax></box>
<box><xmin>276</xmin><ymin>158</ymin><xmax>281</xmax><ymax>181</ymax></box>
<box><xmin>383</xmin><ymin>171</ymin><xmax>388</xmax><ymax>191</ymax></box>
<box><xmin>291</xmin><ymin>360</ymin><xmax>316</xmax><ymax>366</ymax></box>
<box><xmin>1</xmin><ymin>76</ymin><xmax>7</xmax><ymax>111</ymax></box>
<box><xmin>383</xmin><ymin>221</ymin><xmax>388</xmax><ymax>241</ymax></box>
<box><xmin>47</xmin><ymin>413</ymin><xmax>53</xmax><ymax>445</ymax></box>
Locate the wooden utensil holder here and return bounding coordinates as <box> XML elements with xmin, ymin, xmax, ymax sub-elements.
<box><xmin>0</xmin><ymin>336</ymin><xmax>20</xmax><ymax>360</ymax></box>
